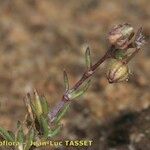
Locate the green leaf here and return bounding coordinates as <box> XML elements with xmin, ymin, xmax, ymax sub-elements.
<box><xmin>48</xmin><ymin>124</ymin><xmax>62</xmax><ymax>138</ymax></box>
<box><xmin>39</xmin><ymin>115</ymin><xmax>50</xmax><ymax>138</ymax></box>
<box><xmin>70</xmin><ymin>80</ymin><xmax>91</xmax><ymax>99</ymax></box>
<box><xmin>41</xmin><ymin>96</ymin><xmax>49</xmax><ymax>116</ymax></box>
<box><xmin>63</xmin><ymin>70</ymin><xmax>69</xmax><ymax>91</ymax></box>
<box><xmin>85</xmin><ymin>47</ymin><xmax>92</xmax><ymax>69</ymax></box>
<box><xmin>34</xmin><ymin>90</ymin><xmax>43</xmax><ymax>117</ymax></box>
<box><xmin>24</xmin><ymin>129</ymin><xmax>34</xmax><ymax>150</ymax></box>
<box><xmin>16</xmin><ymin>122</ymin><xmax>25</xmax><ymax>144</ymax></box>
<box><xmin>7</xmin><ymin>131</ymin><xmax>15</xmax><ymax>141</ymax></box>
<box><xmin>55</xmin><ymin>104</ymin><xmax>70</xmax><ymax>124</ymax></box>
<box><xmin>115</xmin><ymin>51</ymin><xmax>126</xmax><ymax>60</ymax></box>
<box><xmin>0</xmin><ymin>127</ymin><xmax>14</xmax><ymax>142</ymax></box>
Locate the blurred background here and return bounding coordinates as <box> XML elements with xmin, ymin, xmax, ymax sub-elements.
<box><xmin>0</xmin><ymin>0</ymin><xmax>149</xmax><ymax>150</ymax></box>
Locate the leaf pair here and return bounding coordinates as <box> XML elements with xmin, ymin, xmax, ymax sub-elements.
<box><xmin>32</xmin><ymin>90</ymin><xmax>49</xmax><ymax>118</ymax></box>
<box><xmin>63</xmin><ymin>46</ymin><xmax>92</xmax><ymax>90</ymax></box>
<box><xmin>85</xmin><ymin>46</ymin><xmax>92</xmax><ymax>70</ymax></box>
<box><xmin>69</xmin><ymin>80</ymin><xmax>91</xmax><ymax>99</ymax></box>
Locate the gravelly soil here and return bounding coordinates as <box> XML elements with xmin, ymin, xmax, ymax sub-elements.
<box><xmin>0</xmin><ymin>0</ymin><xmax>149</xmax><ymax>150</ymax></box>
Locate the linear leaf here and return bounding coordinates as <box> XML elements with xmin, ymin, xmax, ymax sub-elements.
<box><xmin>70</xmin><ymin>80</ymin><xmax>91</xmax><ymax>99</ymax></box>
<box><xmin>24</xmin><ymin>129</ymin><xmax>34</xmax><ymax>150</ymax></box>
<box><xmin>63</xmin><ymin>70</ymin><xmax>69</xmax><ymax>91</ymax></box>
<box><xmin>41</xmin><ymin>96</ymin><xmax>49</xmax><ymax>116</ymax></box>
<box><xmin>34</xmin><ymin>89</ymin><xmax>43</xmax><ymax>117</ymax></box>
<box><xmin>0</xmin><ymin>127</ymin><xmax>14</xmax><ymax>142</ymax></box>
<box><xmin>16</xmin><ymin>122</ymin><xmax>25</xmax><ymax>144</ymax></box>
<box><xmin>48</xmin><ymin>124</ymin><xmax>62</xmax><ymax>138</ymax></box>
<box><xmin>55</xmin><ymin>104</ymin><xmax>70</xmax><ymax>124</ymax></box>
<box><xmin>85</xmin><ymin>47</ymin><xmax>92</xmax><ymax>69</ymax></box>
<box><xmin>39</xmin><ymin>115</ymin><xmax>50</xmax><ymax>138</ymax></box>
<box><xmin>8</xmin><ymin>131</ymin><xmax>15</xmax><ymax>140</ymax></box>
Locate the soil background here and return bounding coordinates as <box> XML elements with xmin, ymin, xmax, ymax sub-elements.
<box><xmin>0</xmin><ymin>0</ymin><xmax>149</xmax><ymax>150</ymax></box>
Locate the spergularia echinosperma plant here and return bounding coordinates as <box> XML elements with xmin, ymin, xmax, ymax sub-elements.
<box><xmin>0</xmin><ymin>23</ymin><xmax>145</xmax><ymax>150</ymax></box>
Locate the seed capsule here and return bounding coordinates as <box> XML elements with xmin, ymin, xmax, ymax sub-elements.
<box><xmin>106</xmin><ymin>59</ymin><xmax>129</xmax><ymax>83</ymax></box>
<box><xmin>108</xmin><ymin>23</ymin><xmax>134</xmax><ymax>49</ymax></box>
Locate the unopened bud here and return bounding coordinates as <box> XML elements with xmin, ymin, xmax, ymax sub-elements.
<box><xmin>106</xmin><ymin>59</ymin><xmax>129</xmax><ymax>83</ymax></box>
<box><xmin>108</xmin><ymin>23</ymin><xmax>134</xmax><ymax>49</ymax></box>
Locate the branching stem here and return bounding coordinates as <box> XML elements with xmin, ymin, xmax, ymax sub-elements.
<box><xmin>48</xmin><ymin>45</ymin><xmax>115</xmax><ymax>123</ymax></box>
<box><xmin>48</xmin><ymin>26</ymin><xmax>145</xmax><ymax>123</ymax></box>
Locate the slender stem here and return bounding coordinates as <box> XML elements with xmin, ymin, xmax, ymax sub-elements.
<box><xmin>72</xmin><ymin>50</ymin><xmax>110</xmax><ymax>91</ymax></box>
<box><xmin>48</xmin><ymin>100</ymin><xmax>66</xmax><ymax>123</ymax></box>
<box><xmin>71</xmin><ymin>46</ymin><xmax>116</xmax><ymax>91</ymax></box>
<box><xmin>48</xmin><ymin>32</ymin><xmax>144</xmax><ymax>123</ymax></box>
<box><xmin>48</xmin><ymin>46</ymin><xmax>115</xmax><ymax>123</ymax></box>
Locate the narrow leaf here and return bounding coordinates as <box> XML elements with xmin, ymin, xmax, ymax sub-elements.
<box><xmin>48</xmin><ymin>124</ymin><xmax>62</xmax><ymax>138</ymax></box>
<box><xmin>70</xmin><ymin>80</ymin><xmax>91</xmax><ymax>99</ymax></box>
<box><xmin>16</xmin><ymin>122</ymin><xmax>25</xmax><ymax>144</ymax></box>
<box><xmin>39</xmin><ymin>115</ymin><xmax>49</xmax><ymax>137</ymax></box>
<box><xmin>85</xmin><ymin>47</ymin><xmax>92</xmax><ymax>69</ymax></box>
<box><xmin>0</xmin><ymin>127</ymin><xmax>14</xmax><ymax>142</ymax></box>
<box><xmin>41</xmin><ymin>96</ymin><xmax>49</xmax><ymax>116</ymax></box>
<box><xmin>55</xmin><ymin>104</ymin><xmax>70</xmax><ymax>124</ymax></box>
<box><xmin>7</xmin><ymin>131</ymin><xmax>15</xmax><ymax>141</ymax></box>
<box><xmin>63</xmin><ymin>70</ymin><xmax>69</xmax><ymax>91</ymax></box>
<box><xmin>24</xmin><ymin>129</ymin><xmax>34</xmax><ymax>150</ymax></box>
<box><xmin>34</xmin><ymin>89</ymin><xmax>43</xmax><ymax>117</ymax></box>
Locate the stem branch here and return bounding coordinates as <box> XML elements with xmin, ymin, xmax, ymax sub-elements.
<box><xmin>48</xmin><ymin>46</ymin><xmax>115</xmax><ymax>123</ymax></box>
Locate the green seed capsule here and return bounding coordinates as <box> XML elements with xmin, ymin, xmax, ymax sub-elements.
<box><xmin>106</xmin><ymin>59</ymin><xmax>129</xmax><ymax>83</ymax></box>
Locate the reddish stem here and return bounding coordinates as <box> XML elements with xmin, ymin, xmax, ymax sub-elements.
<box><xmin>48</xmin><ymin>26</ymin><xmax>145</xmax><ymax>123</ymax></box>
<box><xmin>48</xmin><ymin>46</ymin><xmax>115</xmax><ymax>123</ymax></box>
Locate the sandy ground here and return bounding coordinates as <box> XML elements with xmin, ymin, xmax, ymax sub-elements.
<box><xmin>0</xmin><ymin>0</ymin><xmax>149</xmax><ymax>150</ymax></box>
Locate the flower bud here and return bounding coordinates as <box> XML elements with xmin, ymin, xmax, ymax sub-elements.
<box><xmin>108</xmin><ymin>23</ymin><xmax>134</xmax><ymax>49</ymax></box>
<box><xmin>106</xmin><ymin>59</ymin><xmax>129</xmax><ymax>83</ymax></box>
